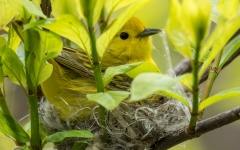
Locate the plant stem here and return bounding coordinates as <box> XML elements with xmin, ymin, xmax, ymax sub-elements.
<box><xmin>199</xmin><ymin>50</ymin><xmax>223</xmax><ymax>118</ymax></box>
<box><xmin>188</xmin><ymin>44</ymin><xmax>200</xmax><ymax>134</ymax></box>
<box><xmin>24</xmin><ymin>31</ymin><xmax>40</xmax><ymax>149</ymax></box>
<box><xmin>88</xmin><ymin>26</ymin><xmax>108</xmax><ymax>141</ymax></box>
<box><xmin>28</xmin><ymin>93</ymin><xmax>40</xmax><ymax>150</ymax></box>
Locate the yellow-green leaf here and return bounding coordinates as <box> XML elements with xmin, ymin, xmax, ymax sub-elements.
<box><xmin>158</xmin><ymin>89</ymin><xmax>190</xmax><ymax>109</ymax></box>
<box><xmin>219</xmin><ymin>34</ymin><xmax>240</xmax><ymax>69</ymax></box>
<box><xmin>180</xmin><ymin>73</ymin><xmax>193</xmax><ymax>92</ymax></box>
<box><xmin>40</xmin><ymin>14</ymin><xmax>91</xmax><ymax>57</ymax></box>
<box><xmin>130</xmin><ymin>73</ymin><xmax>181</xmax><ymax>101</ymax></box>
<box><xmin>51</xmin><ymin>0</ymin><xmax>79</xmax><ymax>17</ymax></box>
<box><xmin>199</xmin><ymin>16</ymin><xmax>240</xmax><ymax>77</ymax></box>
<box><xmin>105</xmin><ymin>0</ymin><xmax>138</xmax><ymax>19</ymax></box>
<box><xmin>0</xmin><ymin>37</ymin><xmax>6</xmax><ymax>47</ymax></box>
<box><xmin>42</xmin><ymin>130</ymin><xmax>93</xmax><ymax>148</ymax></box>
<box><xmin>199</xmin><ymin>87</ymin><xmax>240</xmax><ymax>111</ymax></box>
<box><xmin>126</xmin><ymin>62</ymin><xmax>161</xmax><ymax>78</ymax></box>
<box><xmin>0</xmin><ymin>0</ymin><xmax>16</xmax><ymax>30</ymax></box>
<box><xmin>78</xmin><ymin>0</ymin><xmax>104</xmax><ymax>27</ymax></box>
<box><xmin>166</xmin><ymin>0</ymin><xmax>191</xmax><ymax>58</ymax></box>
<box><xmin>217</xmin><ymin>0</ymin><xmax>239</xmax><ymax>19</ymax></box>
<box><xmin>0</xmin><ymin>47</ymin><xmax>26</xmax><ymax>88</ymax></box>
<box><xmin>7</xmin><ymin>25</ymin><xmax>21</xmax><ymax>51</ymax></box>
<box><xmin>103</xmin><ymin>62</ymin><xmax>142</xmax><ymax>87</ymax></box>
<box><xmin>18</xmin><ymin>0</ymin><xmax>46</xmax><ymax>19</ymax></box>
<box><xmin>24</xmin><ymin>28</ymin><xmax>62</xmax><ymax>91</ymax></box>
<box><xmin>87</xmin><ymin>91</ymin><xmax>130</xmax><ymax>110</ymax></box>
<box><xmin>0</xmin><ymin>111</ymin><xmax>30</xmax><ymax>143</ymax></box>
<box><xmin>181</xmin><ymin>0</ymin><xmax>211</xmax><ymax>46</ymax></box>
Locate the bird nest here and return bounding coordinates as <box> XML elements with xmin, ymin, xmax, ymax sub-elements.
<box><xmin>39</xmin><ymin>92</ymin><xmax>189</xmax><ymax>150</ymax></box>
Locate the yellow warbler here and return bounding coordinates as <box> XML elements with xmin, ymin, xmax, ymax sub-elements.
<box><xmin>41</xmin><ymin>17</ymin><xmax>160</xmax><ymax>121</ymax></box>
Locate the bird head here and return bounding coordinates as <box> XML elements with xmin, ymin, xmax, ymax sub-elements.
<box><xmin>102</xmin><ymin>17</ymin><xmax>161</xmax><ymax>67</ymax></box>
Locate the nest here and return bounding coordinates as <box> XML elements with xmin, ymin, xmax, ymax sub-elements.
<box><xmin>39</xmin><ymin>92</ymin><xmax>189</xmax><ymax>150</ymax></box>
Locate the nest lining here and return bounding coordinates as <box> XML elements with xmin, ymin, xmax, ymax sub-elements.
<box><xmin>39</xmin><ymin>94</ymin><xmax>189</xmax><ymax>150</ymax></box>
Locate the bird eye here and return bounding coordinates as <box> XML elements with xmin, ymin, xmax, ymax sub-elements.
<box><xmin>120</xmin><ymin>32</ymin><xmax>129</xmax><ymax>40</ymax></box>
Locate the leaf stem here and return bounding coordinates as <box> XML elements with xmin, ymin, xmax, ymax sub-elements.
<box><xmin>28</xmin><ymin>93</ymin><xmax>40</xmax><ymax>150</ymax></box>
<box><xmin>199</xmin><ymin>50</ymin><xmax>223</xmax><ymax>118</ymax></box>
<box><xmin>25</xmin><ymin>30</ymin><xmax>40</xmax><ymax>149</ymax></box>
<box><xmin>89</xmin><ymin>26</ymin><xmax>108</xmax><ymax>141</ymax></box>
<box><xmin>188</xmin><ymin>44</ymin><xmax>201</xmax><ymax>134</ymax></box>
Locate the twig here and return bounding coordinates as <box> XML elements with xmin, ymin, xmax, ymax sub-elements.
<box><xmin>151</xmin><ymin>106</ymin><xmax>240</xmax><ymax>150</ymax></box>
<box><xmin>41</xmin><ymin>0</ymin><xmax>51</xmax><ymax>18</ymax></box>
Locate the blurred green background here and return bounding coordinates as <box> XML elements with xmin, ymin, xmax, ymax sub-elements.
<box><xmin>1</xmin><ymin>0</ymin><xmax>240</xmax><ymax>149</ymax></box>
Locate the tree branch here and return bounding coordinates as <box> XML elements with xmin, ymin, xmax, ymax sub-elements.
<box><xmin>41</xmin><ymin>0</ymin><xmax>51</xmax><ymax>18</ymax></box>
<box><xmin>151</xmin><ymin>106</ymin><xmax>240</xmax><ymax>150</ymax></box>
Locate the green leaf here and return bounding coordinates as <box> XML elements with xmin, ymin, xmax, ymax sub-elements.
<box><xmin>126</xmin><ymin>62</ymin><xmax>161</xmax><ymax>78</ymax></box>
<box><xmin>103</xmin><ymin>62</ymin><xmax>142</xmax><ymax>87</ymax></box>
<box><xmin>22</xmin><ymin>120</ymin><xmax>50</xmax><ymax>142</ymax></box>
<box><xmin>12</xmin><ymin>21</ymin><xmax>25</xmax><ymax>42</ymax></box>
<box><xmin>179</xmin><ymin>73</ymin><xmax>193</xmax><ymax>92</ymax></box>
<box><xmin>199</xmin><ymin>17</ymin><xmax>240</xmax><ymax>77</ymax></box>
<box><xmin>38</xmin><ymin>14</ymin><xmax>91</xmax><ymax>56</ymax></box>
<box><xmin>0</xmin><ymin>37</ymin><xmax>6</xmax><ymax>47</ymax></box>
<box><xmin>181</xmin><ymin>0</ymin><xmax>211</xmax><ymax>46</ymax></box>
<box><xmin>7</xmin><ymin>0</ymin><xmax>27</xmax><ymax>19</ymax></box>
<box><xmin>73</xmin><ymin>141</ymin><xmax>88</xmax><ymax>150</ymax></box>
<box><xmin>42</xmin><ymin>130</ymin><xmax>93</xmax><ymax>148</ymax></box>
<box><xmin>8</xmin><ymin>0</ymin><xmax>46</xmax><ymax>20</ymax></box>
<box><xmin>158</xmin><ymin>89</ymin><xmax>190</xmax><ymax>109</ymax></box>
<box><xmin>219</xmin><ymin>34</ymin><xmax>240</xmax><ymax>69</ymax></box>
<box><xmin>130</xmin><ymin>73</ymin><xmax>181</xmax><ymax>101</ymax></box>
<box><xmin>18</xmin><ymin>0</ymin><xmax>46</xmax><ymax>19</ymax></box>
<box><xmin>78</xmin><ymin>0</ymin><xmax>104</xmax><ymax>27</ymax></box>
<box><xmin>50</xmin><ymin>0</ymin><xmax>79</xmax><ymax>17</ymax></box>
<box><xmin>24</xmin><ymin>28</ymin><xmax>62</xmax><ymax>91</ymax></box>
<box><xmin>167</xmin><ymin>0</ymin><xmax>211</xmax><ymax>58</ymax></box>
<box><xmin>199</xmin><ymin>87</ymin><xmax>240</xmax><ymax>111</ymax></box>
<box><xmin>37</xmin><ymin>64</ymin><xmax>53</xmax><ymax>87</ymax></box>
<box><xmin>0</xmin><ymin>111</ymin><xmax>30</xmax><ymax>143</ymax></box>
<box><xmin>0</xmin><ymin>47</ymin><xmax>26</xmax><ymax>88</ymax></box>
<box><xmin>87</xmin><ymin>91</ymin><xmax>130</xmax><ymax>110</ymax></box>
<box><xmin>0</xmin><ymin>0</ymin><xmax>16</xmax><ymax>30</ymax></box>
<box><xmin>7</xmin><ymin>25</ymin><xmax>21</xmax><ymax>51</ymax></box>
<box><xmin>97</xmin><ymin>0</ymin><xmax>152</xmax><ymax>58</ymax></box>
<box><xmin>211</xmin><ymin>0</ymin><xmax>220</xmax><ymax>23</ymax></box>
<box><xmin>0</xmin><ymin>66</ymin><xmax>4</xmax><ymax>84</ymax></box>
<box><xmin>166</xmin><ymin>0</ymin><xmax>191</xmax><ymax>59</ymax></box>
<box><xmin>217</xmin><ymin>0</ymin><xmax>239</xmax><ymax>19</ymax></box>
<box><xmin>23</xmin><ymin>19</ymin><xmax>54</xmax><ymax>31</ymax></box>
<box><xmin>105</xmin><ymin>0</ymin><xmax>138</xmax><ymax>18</ymax></box>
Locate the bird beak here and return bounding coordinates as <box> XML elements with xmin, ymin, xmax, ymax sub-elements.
<box><xmin>137</xmin><ymin>28</ymin><xmax>161</xmax><ymax>38</ymax></box>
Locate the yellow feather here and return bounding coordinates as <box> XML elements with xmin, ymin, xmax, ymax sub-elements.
<box><xmin>41</xmin><ymin>17</ymin><xmax>160</xmax><ymax>121</ymax></box>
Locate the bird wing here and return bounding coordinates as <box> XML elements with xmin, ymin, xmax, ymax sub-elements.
<box><xmin>54</xmin><ymin>47</ymin><xmax>95</xmax><ymax>79</ymax></box>
<box><xmin>54</xmin><ymin>47</ymin><xmax>132</xmax><ymax>91</ymax></box>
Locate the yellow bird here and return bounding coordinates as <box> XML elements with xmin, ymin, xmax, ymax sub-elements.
<box><xmin>41</xmin><ymin>17</ymin><xmax>160</xmax><ymax>121</ymax></box>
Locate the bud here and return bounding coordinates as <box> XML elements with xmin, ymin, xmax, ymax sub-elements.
<box><xmin>166</xmin><ymin>0</ymin><xmax>211</xmax><ymax>58</ymax></box>
<box><xmin>182</xmin><ymin>0</ymin><xmax>211</xmax><ymax>47</ymax></box>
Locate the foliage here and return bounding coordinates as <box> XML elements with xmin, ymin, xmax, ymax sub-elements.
<box><xmin>0</xmin><ymin>0</ymin><xmax>239</xmax><ymax>149</ymax></box>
